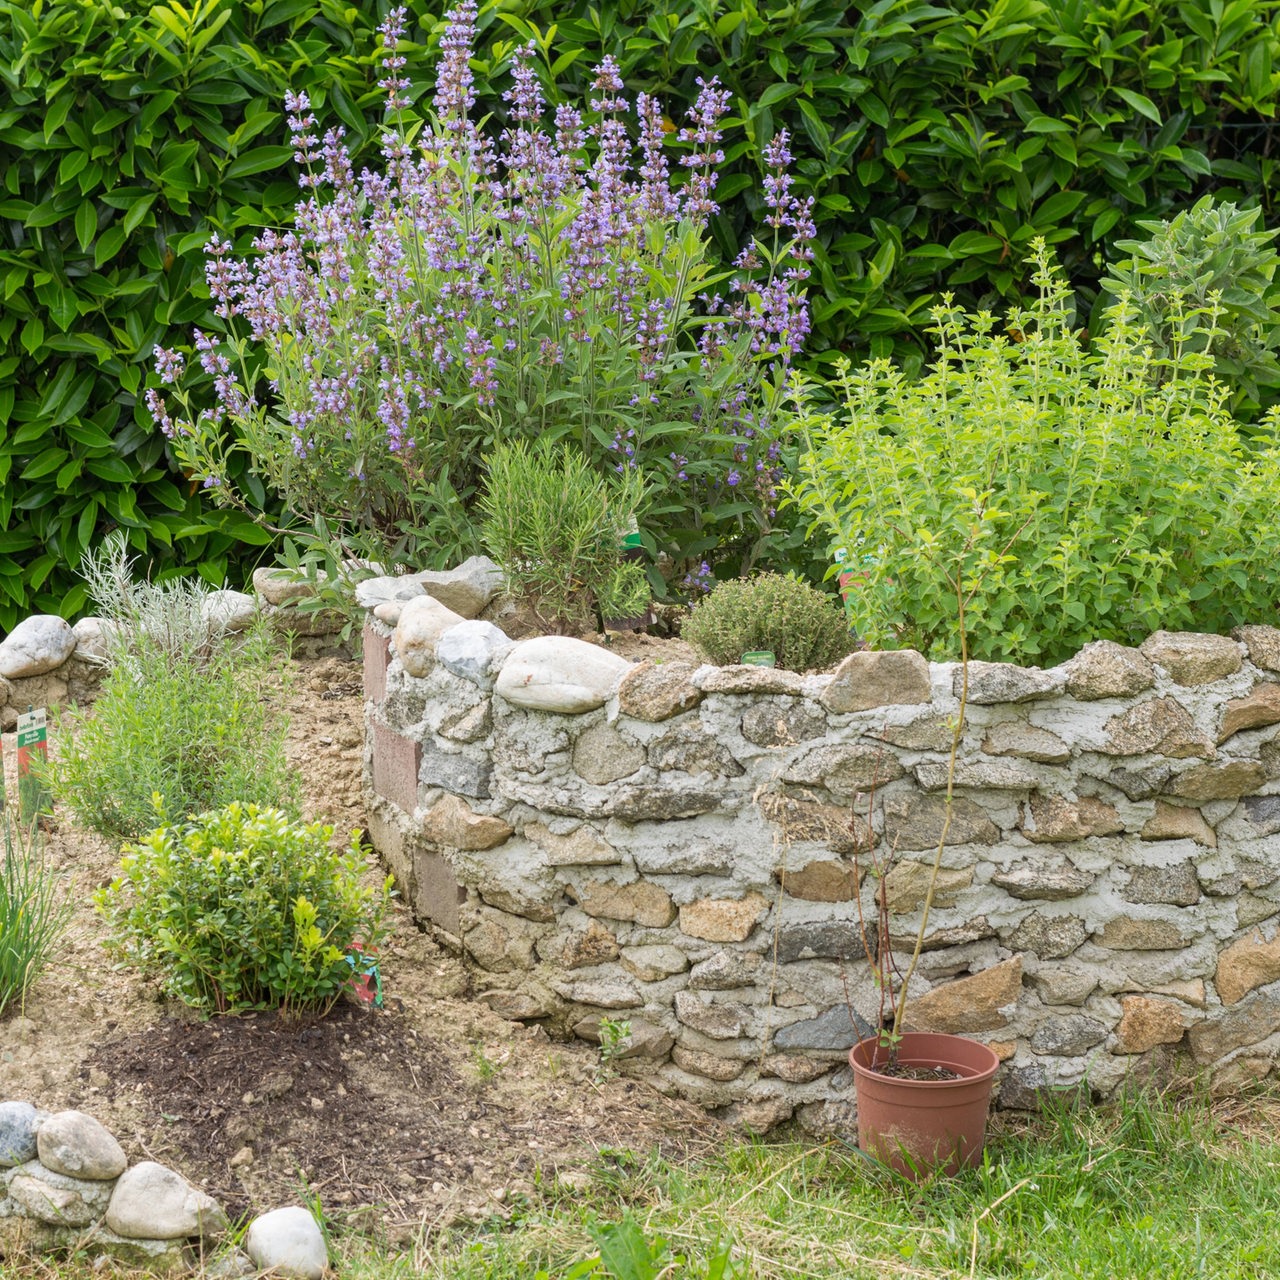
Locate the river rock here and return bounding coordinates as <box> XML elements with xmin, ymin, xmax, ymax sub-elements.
<box><xmin>71</xmin><ymin>616</ymin><xmax>114</xmax><ymax>663</ymax></box>
<box><xmin>1030</xmin><ymin>1014</ymin><xmax>1107</xmax><ymax>1055</ymax></box>
<box><xmin>7</xmin><ymin>1161</ymin><xmax>114</xmax><ymax>1225</ymax></box>
<box><xmin>0</xmin><ymin>615</ymin><xmax>75</xmax><ymax>678</ymax></box>
<box><xmin>0</xmin><ymin>1101</ymin><xmax>41</xmax><ymax>1167</ymax></box>
<box><xmin>1165</xmin><ymin>760</ymin><xmax>1266</xmax><ymax>803</ymax></box>
<box><xmin>354</xmin><ymin>575</ymin><xmax>426</xmax><ymax>610</ymax></box>
<box><xmin>1216</xmin><ymin>927</ymin><xmax>1280</xmax><ymax>1005</ymax></box>
<box><xmin>245</xmin><ymin>1206</ymin><xmax>328</xmax><ymax>1280</ymax></box>
<box><xmin>990</xmin><ymin>857</ymin><xmax>1093</xmax><ymax>901</ymax></box>
<box><xmin>678</xmin><ymin>894</ymin><xmax>769</xmax><ymax>943</ymax></box>
<box><xmin>36</xmin><ymin>1110</ymin><xmax>126</xmax><ymax>1180</ymax></box>
<box><xmin>741</xmin><ymin>699</ymin><xmax>828</xmax><ymax>747</ymax></box>
<box><xmin>1115</xmin><ymin>995</ymin><xmax>1186</xmax><ymax>1053</ymax></box>
<box><xmin>981</xmin><ymin>721</ymin><xmax>1071</xmax><ymax>763</ymax></box>
<box><xmin>882</xmin><ymin>792</ymin><xmax>999</xmax><ymax>850</ymax></box>
<box><xmin>1141</xmin><ymin>801</ymin><xmax>1217</xmax><ymax>847</ymax></box>
<box><xmin>201</xmin><ymin>589</ymin><xmax>257</xmax><ymax>633</ymax></box>
<box><xmin>902</xmin><ymin>957</ymin><xmax>1023</xmax><ymax>1033</ymax></box>
<box><xmin>495</xmin><ymin>636</ymin><xmax>631</xmax><ymax>713</ymax></box>
<box><xmin>415</xmin><ymin>555</ymin><xmax>504</xmax><ymax>618</ymax></box>
<box><xmin>106</xmin><ymin>1161</ymin><xmax>227</xmax><ymax>1240</ymax></box>
<box><xmin>420</xmin><ymin>795</ymin><xmax>512</xmax><ymax>850</ymax></box>
<box><xmin>1218</xmin><ymin>684</ymin><xmax>1280</xmax><ymax>742</ymax></box>
<box><xmin>1235</xmin><ymin>625</ymin><xmax>1280</xmax><ymax>672</ymax></box>
<box><xmin>617</xmin><ymin>660</ymin><xmax>703</xmax><ymax>721</ymax></box>
<box><xmin>393</xmin><ymin>596</ymin><xmax>467</xmax><ymax>677</ymax></box>
<box><xmin>251</xmin><ymin>567</ymin><xmax>314</xmax><ymax>606</ymax></box>
<box><xmin>572</xmin><ymin>879</ymin><xmax>676</xmax><ymax>928</ymax></box>
<box><xmin>1103</xmin><ymin>698</ymin><xmax>1214</xmax><ymax>758</ymax></box>
<box><xmin>1022</xmin><ymin>793</ymin><xmax>1123</xmax><ymax>842</ymax></box>
<box><xmin>1062</xmin><ymin>640</ymin><xmax>1155</xmax><ymax>700</ymax></box>
<box><xmin>960</xmin><ymin>661</ymin><xmax>1062</xmax><ymax>704</ymax></box>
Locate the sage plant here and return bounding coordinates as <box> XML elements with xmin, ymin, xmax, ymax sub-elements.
<box><xmin>149</xmin><ymin>3</ymin><xmax>813</xmax><ymax>580</ymax></box>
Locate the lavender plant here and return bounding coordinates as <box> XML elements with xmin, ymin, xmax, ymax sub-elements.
<box><xmin>147</xmin><ymin>4</ymin><xmax>813</xmax><ymax>584</ymax></box>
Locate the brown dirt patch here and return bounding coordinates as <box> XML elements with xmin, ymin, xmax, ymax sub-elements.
<box><xmin>0</xmin><ymin>646</ymin><xmax>719</xmax><ymax>1241</ymax></box>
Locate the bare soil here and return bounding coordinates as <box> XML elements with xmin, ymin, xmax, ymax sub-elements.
<box><xmin>0</xmin><ymin>652</ymin><xmax>717</xmax><ymax>1242</ymax></box>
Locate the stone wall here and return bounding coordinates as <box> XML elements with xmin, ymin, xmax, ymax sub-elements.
<box><xmin>0</xmin><ymin>570</ymin><xmax>348</xmax><ymax>730</ymax></box>
<box><xmin>0</xmin><ymin>1099</ymin><xmax>327</xmax><ymax>1276</ymax></box>
<box><xmin>361</xmin><ymin>594</ymin><xmax>1280</xmax><ymax>1131</ymax></box>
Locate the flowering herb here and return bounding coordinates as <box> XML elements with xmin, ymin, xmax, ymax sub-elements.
<box><xmin>148</xmin><ymin>3</ymin><xmax>812</xmax><ymax>582</ymax></box>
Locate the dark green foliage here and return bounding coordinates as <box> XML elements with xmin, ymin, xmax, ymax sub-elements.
<box><xmin>497</xmin><ymin>0</ymin><xmax>1280</xmax><ymax>369</ymax></box>
<box><xmin>682</xmin><ymin>572</ymin><xmax>854</xmax><ymax>671</ymax></box>
<box><xmin>3</xmin><ymin>0</ymin><xmax>1279</xmax><ymax>626</ymax></box>
<box><xmin>0</xmin><ymin>0</ymin><xmax>390</xmax><ymax>629</ymax></box>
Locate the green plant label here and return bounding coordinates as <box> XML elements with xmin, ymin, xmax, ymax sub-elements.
<box><xmin>741</xmin><ymin>650</ymin><xmax>777</xmax><ymax>667</ymax></box>
<box><xmin>16</xmin><ymin>708</ymin><xmax>51</xmax><ymax>823</ymax></box>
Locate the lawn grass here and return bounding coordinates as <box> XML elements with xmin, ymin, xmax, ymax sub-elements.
<box><xmin>10</xmin><ymin>1083</ymin><xmax>1280</xmax><ymax>1280</ymax></box>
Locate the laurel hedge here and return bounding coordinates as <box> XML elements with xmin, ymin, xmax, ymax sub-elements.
<box><xmin>1</xmin><ymin>0</ymin><xmax>1277</xmax><ymax>628</ymax></box>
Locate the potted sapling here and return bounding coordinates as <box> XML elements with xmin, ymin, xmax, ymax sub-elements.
<box><xmin>844</xmin><ymin>533</ymin><xmax>1016</xmax><ymax>1178</ymax></box>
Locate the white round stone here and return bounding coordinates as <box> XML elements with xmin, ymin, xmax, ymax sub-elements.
<box><xmin>36</xmin><ymin>1109</ymin><xmax>126</xmax><ymax>1181</ymax></box>
<box><xmin>354</xmin><ymin>575</ymin><xmax>426</xmax><ymax>610</ymax></box>
<box><xmin>0</xmin><ymin>615</ymin><xmax>76</xmax><ymax>678</ymax></box>
<box><xmin>244</xmin><ymin>1206</ymin><xmax>328</xmax><ymax>1279</ymax></box>
<box><xmin>106</xmin><ymin>1160</ymin><xmax>227</xmax><ymax>1240</ymax></box>
<box><xmin>201</xmin><ymin>589</ymin><xmax>258</xmax><ymax>634</ymax></box>
<box><xmin>392</xmin><ymin>595</ymin><xmax>466</xmax><ymax>677</ymax></box>
<box><xmin>493</xmin><ymin>636</ymin><xmax>631</xmax><ymax>713</ymax></box>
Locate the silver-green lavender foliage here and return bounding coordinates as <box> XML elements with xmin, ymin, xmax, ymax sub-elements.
<box><xmin>792</xmin><ymin>240</ymin><xmax>1280</xmax><ymax>665</ymax></box>
<box><xmin>78</xmin><ymin>530</ymin><xmax>224</xmax><ymax>670</ymax></box>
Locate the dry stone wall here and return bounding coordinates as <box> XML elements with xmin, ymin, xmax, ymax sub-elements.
<box><xmin>362</xmin><ymin>599</ymin><xmax>1280</xmax><ymax>1132</ymax></box>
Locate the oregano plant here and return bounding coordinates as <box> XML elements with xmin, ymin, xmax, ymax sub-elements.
<box><xmin>791</xmin><ymin>240</ymin><xmax>1280</xmax><ymax>666</ymax></box>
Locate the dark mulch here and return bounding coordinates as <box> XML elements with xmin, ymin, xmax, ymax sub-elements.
<box><xmin>90</xmin><ymin>1004</ymin><xmax>484</xmax><ymax>1224</ymax></box>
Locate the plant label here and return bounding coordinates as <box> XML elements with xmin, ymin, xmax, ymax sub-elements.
<box><xmin>16</xmin><ymin>707</ymin><xmax>51</xmax><ymax>823</ymax></box>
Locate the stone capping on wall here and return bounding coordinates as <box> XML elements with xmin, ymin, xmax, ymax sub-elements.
<box><xmin>0</xmin><ymin>569</ymin><xmax>351</xmax><ymax>730</ymax></box>
<box><xmin>361</xmin><ymin>582</ymin><xmax>1280</xmax><ymax>1132</ymax></box>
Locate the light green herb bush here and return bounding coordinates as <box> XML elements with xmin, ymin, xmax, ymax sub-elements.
<box><xmin>479</xmin><ymin>439</ymin><xmax>645</xmax><ymax>634</ymax></box>
<box><xmin>0</xmin><ymin>814</ymin><xmax>71</xmax><ymax>1018</ymax></box>
<box><xmin>53</xmin><ymin>620</ymin><xmax>297</xmax><ymax>841</ymax></box>
<box><xmin>791</xmin><ymin>242</ymin><xmax>1280</xmax><ymax>665</ymax></box>
<box><xmin>598</xmin><ymin>563</ymin><xmax>652</xmax><ymax>621</ymax></box>
<box><xmin>95</xmin><ymin>803</ymin><xmax>392</xmax><ymax>1015</ymax></box>
<box><xmin>681</xmin><ymin>572</ymin><xmax>853</xmax><ymax>672</ymax></box>
<box><xmin>51</xmin><ymin>535</ymin><xmax>297</xmax><ymax>841</ymax></box>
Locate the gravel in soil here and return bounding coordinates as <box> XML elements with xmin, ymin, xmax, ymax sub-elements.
<box><xmin>0</xmin><ymin>648</ymin><xmax>719</xmax><ymax>1240</ymax></box>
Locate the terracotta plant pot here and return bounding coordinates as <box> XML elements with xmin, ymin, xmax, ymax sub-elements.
<box><xmin>849</xmin><ymin>1032</ymin><xmax>1000</xmax><ymax>1178</ymax></box>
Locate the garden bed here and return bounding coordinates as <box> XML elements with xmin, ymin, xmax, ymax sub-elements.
<box><xmin>0</xmin><ymin>652</ymin><xmax>714</xmax><ymax>1244</ymax></box>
